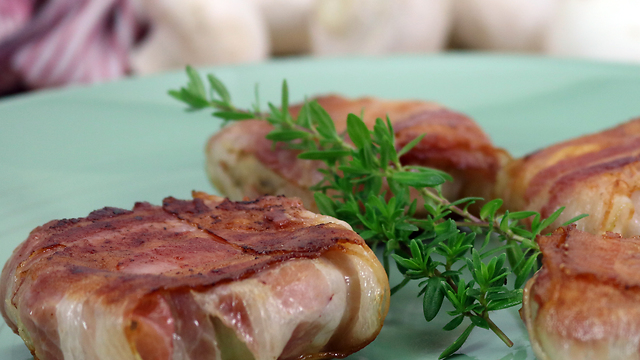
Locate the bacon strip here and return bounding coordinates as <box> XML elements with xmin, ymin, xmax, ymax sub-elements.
<box><xmin>0</xmin><ymin>193</ymin><xmax>389</xmax><ymax>360</ymax></box>
<box><xmin>497</xmin><ymin>118</ymin><xmax>640</xmax><ymax>236</ymax></box>
<box><xmin>523</xmin><ymin>226</ymin><xmax>640</xmax><ymax>359</ymax></box>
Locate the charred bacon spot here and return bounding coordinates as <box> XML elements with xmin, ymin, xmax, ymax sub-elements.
<box><xmin>87</xmin><ymin>207</ymin><xmax>132</xmax><ymax>221</ymax></box>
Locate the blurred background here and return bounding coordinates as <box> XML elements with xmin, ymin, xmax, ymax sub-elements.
<box><xmin>1</xmin><ymin>0</ymin><xmax>639</xmax><ymax>97</ymax></box>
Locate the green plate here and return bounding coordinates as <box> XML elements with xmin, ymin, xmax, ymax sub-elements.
<box><xmin>2</xmin><ymin>53</ymin><xmax>640</xmax><ymax>360</ymax></box>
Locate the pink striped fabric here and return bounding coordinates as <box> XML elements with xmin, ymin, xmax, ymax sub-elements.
<box><xmin>0</xmin><ymin>0</ymin><xmax>146</xmax><ymax>95</ymax></box>
<box><xmin>0</xmin><ymin>0</ymin><xmax>33</xmax><ymax>42</ymax></box>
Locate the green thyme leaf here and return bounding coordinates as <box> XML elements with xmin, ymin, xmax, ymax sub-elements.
<box><xmin>448</xmin><ymin>197</ymin><xmax>484</xmax><ymax>208</ymax></box>
<box><xmin>470</xmin><ymin>315</ymin><xmax>490</xmax><ymax>329</ymax></box>
<box><xmin>281</xmin><ymin>80</ymin><xmax>290</xmax><ymax>122</ymax></box>
<box><xmin>480</xmin><ymin>199</ymin><xmax>503</xmax><ymax>221</ymax></box>
<box><xmin>536</xmin><ymin>206</ymin><xmax>565</xmax><ymax>235</ymax></box>
<box><xmin>252</xmin><ymin>83</ymin><xmax>261</xmax><ymax>114</ymax></box>
<box><xmin>346</xmin><ymin>113</ymin><xmax>371</xmax><ymax>149</ymax></box>
<box><xmin>507</xmin><ymin>211</ymin><xmax>538</xmax><ymax>221</ymax></box>
<box><xmin>207</xmin><ymin>74</ymin><xmax>231</xmax><ymax>103</ymax></box>
<box><xmin>169</xmin><ymin>88</ymin><xmax>209</xmax><ymax>109</ymax></box>
<box><xmin>314</xmin><ymin>192</ymin><xmax>336</xmax><ymax>217</ymax></box>
<box><xmin>486</xmin><ymin>288</ymin><xmax>522</xmax><ymax>302</ymax></box>
<box><xmin>297</xmin><ymin>100</ymin><xmax>311</xmax><ymax>128</ymax></box>
<box><xmin>392</xmin><ymin>171</ymin><xmax>446</xmax><ymax>188</ymax></box>
<box><xmin>423</xmin><ymin>277</ymin><xmax>445</xmax><ymax>321</ymax></box>
<box><xmin>212</xmin><ymin>111</ymin><xmax>255</xmax><ymax>121</ymax></box>
<box><xmin>515</xmin><ymin>252</ymin><xmax>539</xmax><ymax>288</ymax></box>
<box><xmin>506</xmin><ymin>239</ymin><xmax>525</xmax><ymax>273</ymax></box>
<box><xmin>396</xmin><ymin>222</ymin><xmax>419</xmax><ymax>232</ymax></box>
<box><xmin>561</xmin><ymin>213</ymin><xmax>589</xmax><ymax>226</ymax></box>
<box><xmin>265</xmin><ymin>129</ymin><xmax>311</xmax><ymax>142</ymax></box>
<box><xmin>298</xmin><ymin>150</ymin><xmax>351</xmax><ymax>161</ymax></box>
<box><xmin>186</xmin><ymin>65</ymin><xmax>206</xmax><ymax>99</ymax></box>
<box><xmin>409</xmin><ymin>240</ymin><xmax>423</xmax><ymax>264</ymax></box>
<box><xmin>443</xmin><ymin>315</ymin><xmax>465</xmax><ymax>331</ymax></box>
<box><xmin>487</xmin><ymin>298</ymin><xmax>523</xmax><ymax>312</ymax></box>
<box><xmin>392</xmin><ymin>253</ymin><xmax>422</xmax><ymax>271</ymax></box>
<box><xmin>439</xmin><ymin>324</ymin><xmax>475</xmax><ymax>359</ymax></box>
<box><xmin>398</xmin><ymin>134</ymin><xmax>426</xmax><ymax>158</ymax></box>
<box><xmin>309</xmin><ymin>101</ymin><xmax>338</xmax><ymax>139</ymax></box>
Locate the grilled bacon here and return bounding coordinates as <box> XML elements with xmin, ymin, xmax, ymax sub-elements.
<box><xmin>206</xmin><ymin>95</ymin><xmax>510</xmax><ymax>212</ymax></box>
<box><xmin>522</xmin><ymin>226</ymin><xmax>640</xmax><ymax>359</ymax></box>
<box><xmin>0</xmin><ymin>192</ymin><xmax>389</xmax><ymax>360</ymax></box>
<box><xmin>497</xmin><ymin>118</ymin><xmax>640</xmax><ymax>236</ymax></box>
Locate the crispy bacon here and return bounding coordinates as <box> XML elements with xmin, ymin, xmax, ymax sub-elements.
<box><xmin>206</xmin><ymin>95</ymin><xmax>510</xmax><ymax>212</ymax></box>
<box><xmin>0</xmin><ymin>192</ymin><xmax>389</xmax><ymax>360</ymax></box>
<box><xmin>522</xmin><ymin>226</ymin><xmax>640</xmax><ymax>359</ymax></box>
<box><xmin>497</xmin><ymin>118</ymin><xmax>640</xmax><ymax>236</ymax></box>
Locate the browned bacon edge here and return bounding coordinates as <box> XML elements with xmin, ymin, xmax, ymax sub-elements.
<box><xmin>0</xmin><ymin>194</ymin><xmax>365</xmax><ymax>330</ymax></box>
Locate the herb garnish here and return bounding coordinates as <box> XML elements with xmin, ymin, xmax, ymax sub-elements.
<box><xmin>169</xmin><ymin>66</ymin><xmax>587</xmax><ymax>359</ymax></box>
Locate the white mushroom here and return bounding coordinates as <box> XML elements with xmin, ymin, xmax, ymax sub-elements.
<box><xmin>545</xmin><ymin>0</ymin><xmax>640</xmax><ymax>63</ymax></box>
<box><xmin>130</xmin><ymin>0</ymin><xmax>269</xmax><ymax>75</ymax></box>
<box><xmin>451</xmin><ymin>0</ymin><xmax>558</xmax><ymax>52</ymax></box>
<box><xmin>250</xmin><ymin>0</ymin><xmax>315</xmax><ymax>55</ymax></box>
<box><xmin>310</xmin><ymin>0</ymin><xmax>453</xmax><ymax>56</ymax></box>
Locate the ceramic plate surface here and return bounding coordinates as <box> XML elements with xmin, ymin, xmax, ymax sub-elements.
<box><xmin>2</xmin><ymin>54</ymin><xmax>640</xmax><ymax>359</ymax></box>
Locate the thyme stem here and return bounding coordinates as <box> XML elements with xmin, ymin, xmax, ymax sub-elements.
<box><xmin>484</xmin><ymin>314</ymin><xmax>514</xmax><ymax>347</ymax></box>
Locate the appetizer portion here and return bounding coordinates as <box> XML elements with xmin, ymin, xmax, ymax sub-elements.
<box><xmin>522</xmin><ymin>226</ymin><xmax>640</xmax><ymax>360</ymax></box>
<box><xmin>207</xmin><ymin>95</ymin><xmax>510</xmax><ymax>212</ymax></box>
<box><xmin>0</xmin><ymin>192</ymin><xmax>389</xmax><ymax>360</ymax></box>
<box><xmin>497</xmin><ymin>118</ymin><xmax>640</xmax><ymax>236</ymax></box>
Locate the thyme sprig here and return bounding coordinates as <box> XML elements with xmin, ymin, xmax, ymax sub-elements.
<box><xmin>170</xmin><ymin>67</ymin><xmax>586</xmax><ymax>359</ymax></box>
